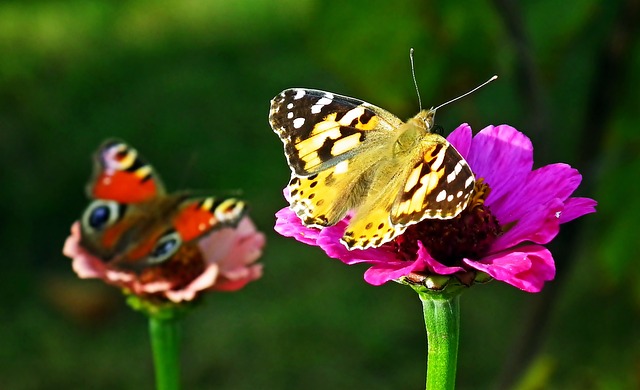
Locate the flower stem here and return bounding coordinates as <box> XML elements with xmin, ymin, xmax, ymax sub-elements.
<box><xmin>418</xmin><ymin>290</ymin><xmax>461</xmax><ymax>390</ymax></box>
<box><xmin>149</xmin><ymin>316</ymin><xmax>182</xmax><ymax>390</ymax></box>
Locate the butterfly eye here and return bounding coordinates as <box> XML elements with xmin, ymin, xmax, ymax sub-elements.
<box><xmin>82</xmin><ymin>200</ymin><xmax>123</xmax><ymax>232</ymax></box>
<box><xmin>147</xmin><ymin>231</ymin><xmax>182</xmax><ymax>264</ymax></box>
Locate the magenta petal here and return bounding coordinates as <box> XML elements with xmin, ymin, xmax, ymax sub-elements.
<box><xmin>362</xmin><ymin>242</ymin><xmax>465</xmax><ymax>286</ymax></box>
<box><xmin>467</xmin><ymin>125</ymin><xmax>533</xmax><ymax>209</ymax></box>
<box><xmin>274</xmin><ymin>207</ymin><xmax>321</xmax><ymax>245</ymax></box>
<box><xmin>559</xmin><ymin>197</ymin><xmax>597</xmax><ymax>223</ymax></box>
<box><xmin>492</xmin><ymin>198</ymin><xmax>563</xmax><ymax>251</ymax></box>
<box><xmin>491</xmin><ymin>163</ymin><xmax>582</xmax><ymax>223</ymax></box>
<box><xmin>363</xmin><ymin>260</ymin><xmax>423</xmax><ymax>285</ymax></box>
<box><xmin>446</xmin><ymin>124</ymin><xmax>473</xmax><ymax>158</ymax></box>
<box><xmin>416</xmin><ymin>242</ymin><xmax>466</xmax><ymax>275</ymax></box>
<box><xmin>464</xmin><ymin>245</ymin><xmax>555</xmax><ymax>293</ymax></box>
<box><xmin>317</xmin><ymin>223</ymin><xmax>398</xmax><ymax>265</ymax></box>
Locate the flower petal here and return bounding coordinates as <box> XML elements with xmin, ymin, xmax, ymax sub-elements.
<box><xmin>447</xmin><ymin>123</ymin><xmax>473</xmax><ymax>158</ymax></box>
<box><xmin>199</xmin><ymin>217</ymin><xmax>265</xmax><ymax>293</ymax></box>
<box><xmin>492</xmin><ymin>163</ymin><xmax>582</xmax><ymax>224</ymax></box>
<box><xmin>201</xmin><ymin>217</ymin><xmax>266</xmax><ymax>271</ymax></box>
<box><xmin>492</xmin><ymin>198</ymin><xmax>563</xmax><ymax>251</ymax></box>
<box><xmin>165</xmin><ymin>264</ymin><xmax>220</xmax><ymax>302</ymax></box>
<box><xmin>416</xmin><ymin>241</ymin><xmax>466</xmax><ymax>275</ymax></box>
<box><xmin>211</xmin><ymin>264</ymin><xmax>264</xmax><ymax>291</ymax></box>
<box><xmin>317</xmin><ymin>222</ymin><xmax>398</xmax><ymax>265</ymax></box>
<box><xmin>463</xmin><ymin>245</ymin><xmax>555</xmax><ymax>293</ymax></box>
<box><xmin>274</xmin><ymin>207</ymin><xmax>321</xmax><ymax>245</ymax></box>
<box><xmin>64</xmin><ymin>222</ymin><xmax>135</xmax><ymax>284</ymax></box>
<box><xmin>467</xmin><ymin>125</ymin><xmax>533</xmax><ymax>210</ymax></box>
<box><xmin>558</xmin><ymin>197</ymin><xmax>597</xmax><ymax>223</ymax></box>
<box><xmin>63</xmin><ymin>215</ymin><xmax>264</xmax><ymax>303</ymax></box>
<box><xmin>363</xmin><ymin>260</ymin><xmax>423</xmax><ymax>285</ymax></box>
<box><xmin>361</xmin><ymin>242</ymin><xmax>465</xmax><ymax>286</ymax></box>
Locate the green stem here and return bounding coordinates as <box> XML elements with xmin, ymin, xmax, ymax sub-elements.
<box><xmin>419</xmin><ymin>290</ymin><xmax>461</xmax><ymax>390</ymax></box>
<box><xmin>149</xmin><ymin>316</ymin><xmax>182</xmax><ymax>390</ymax></box>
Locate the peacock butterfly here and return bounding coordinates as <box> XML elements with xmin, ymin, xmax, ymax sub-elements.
<box><xmin>79</xmin><ymin>139</ymin><xmax>247</xmax><ymax>276</ymax></box>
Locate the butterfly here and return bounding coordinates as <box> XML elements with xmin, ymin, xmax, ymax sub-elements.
<box><xmin>79</xmin><ymin>139</ymin><xmax>247</xmax><ymax>275</ymax></box>
<box><xmin>269</xmin><ymin>88</ymin><xmax>475</xmax><ymax>250</ymax></box>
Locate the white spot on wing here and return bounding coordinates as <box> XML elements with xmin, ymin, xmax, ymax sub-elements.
<box><xmin>465</xmin><ymin>176</ymin><xmax>474</xmax><ymax>188</ymax></box>
<box><xmin>447</xmin><ymin>162</ymin><xmax>465</xmax><ymax>183</ymax></box>
<box><xmin>456</xmin><ymin>190</ymin><xmax>463</xmax><ymax>198</ymax></box>
<box><xmin>293</xmin><ymin>89</ymin><xmax>306</xmax><ymax>100</ymax></box>
<box><xmin>287</xmin><ymin>112</ymin><xmax>293</xmax><ymax>119</ymax></box>
<box><xmin>436</xmin><ymin>190</ymin><xmax>447</xmax><ymax>202</ymax></box>
<box><xmin>311</xmin><ymin>96</ymin><xmax>333</xmax><ymax>115</ymax></box>
<box><xmin>338</xmin><ymin>107</ymin><xmax>365</xmax><ymax>126</ymax></box>
<box><xmin>293</xmin><ymin>117</ymin><xmax>305</xmax><ymax>129</ymax></box>
<box><xmin>316</xmin><ymin>97</ymin><xmax>332</xmax><ymax>106</ymax></box>
<box><xmin>287</xmin><ymin>103</ymin><xmax>294</xmax><ymax>109</ymax></box>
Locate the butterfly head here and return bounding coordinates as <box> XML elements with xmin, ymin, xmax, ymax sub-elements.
<box><xmin>414</xmin><ymin>109</ymin><xmax>437</xmax><ymax>133</ymax></box>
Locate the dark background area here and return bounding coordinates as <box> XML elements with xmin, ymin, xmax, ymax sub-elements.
<box><xmin>1</xmin><ymin>0</ymin><xmax>638</xmax><ymax>389</ymax></box>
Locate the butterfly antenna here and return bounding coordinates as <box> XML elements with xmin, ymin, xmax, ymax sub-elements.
<box><xmin>409</xmin><ymin>48</ymin><xmax>423</xmax><ymax>111</ymax></box>
<box><xmin>433</xmin><ymin>75</ymin><xmax>498</xmax><ymax>111</ymax></box>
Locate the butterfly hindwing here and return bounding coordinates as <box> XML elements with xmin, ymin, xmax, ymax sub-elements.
<box><xmin>173</xmin><ymin>197</ymin><xmax>247</xmax><ymax>242</ymax></box>
<box><xmin>391</xmin><ymin>140</ymin><xmax>475</xmax><ymax>225</ymax></box>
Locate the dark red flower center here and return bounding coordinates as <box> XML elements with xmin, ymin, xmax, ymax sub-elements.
<box><xmin>393</xmin><ymin>179</ymin><xmax>501</xmax><ymax>267</ymax></box>
<box><xmin>139</xmin><ymin>243</ymin><xmax>206</xmax><ymax>293</ymax></box>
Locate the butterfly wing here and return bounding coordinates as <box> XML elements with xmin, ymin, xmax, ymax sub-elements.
<box><xmin>269</xmin><ymin>88</ymin><xmax>403</xmax><ymax>175</ymax></box>
<box><xmin>270</xmin><ymin>90</ymin><xmax>476</xmax><ymax>250</ymax></box>
<box><xmin>391</xmin><ymin>139</ymin><xmax>475</xmax><ymax>224</ymax></box>
<box><xmin>82</xmin><ymin>194</ymin><xmax>247</xmax><ymax>269</ymax></box>
<box><xmin>123</xmin><ymin>196</ymin><xmax>247</xmax><ymax>268</ymax></box>
<box><xmin>270</xmin><ymin>88</ymin><xmax>404</xmax><ymax>226</ymax></box>
<box><xmin>172</xmin><ymin>197</ymin><xmax>247</xmax><ymax>242</ymax></box>
<box><xmin>87</xmin><ymin>139</ymin><xmax>165</xmax><ymax>203</ymax></box>
<box><xmin>80</xmin><ymin>139</ymin><xmax>248</xmax><ymax>274</ymax></box>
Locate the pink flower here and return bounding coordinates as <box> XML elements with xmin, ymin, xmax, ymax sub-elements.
<box><xmin>275</xmin><ymin>124</ymin><xmax>596</xmax><ymax>293</ymax></box>
<box><xmin>63</xmin><ymin>217</ymin><xmax>265</xmax><ymax>303</ymax></box>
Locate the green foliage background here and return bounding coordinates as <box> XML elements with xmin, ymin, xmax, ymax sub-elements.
<box><xmin>1</xmin><ymin>0</ymin><xmax>638</xmax><ymax>389</ymax></box>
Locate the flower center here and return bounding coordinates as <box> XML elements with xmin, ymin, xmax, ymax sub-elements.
<box><xmin>139</xmin><ymin>243</ymin><xmax>206</xmax><ymax>291</ymax></box>
<box><xmin>394</xmin><ymin>179</ymin><xmax>501</xmax><ymax>266</ymax></box>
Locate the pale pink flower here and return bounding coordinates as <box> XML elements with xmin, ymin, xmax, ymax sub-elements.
<box><xmin>63</xmin><ymin>217</ymin><xmax>265</xmax><ymax>303</ymax></box>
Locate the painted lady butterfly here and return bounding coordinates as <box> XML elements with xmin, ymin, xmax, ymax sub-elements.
<box><xmin>269</xmin><ymin>89</ymin><xmax>476</xmax><ymax>250</ymax></box>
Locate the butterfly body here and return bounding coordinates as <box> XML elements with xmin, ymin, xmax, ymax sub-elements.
<box><xmin>269</xmin><ymin>88</ymin><xmax>475</xmax><ymax>250</ymax></box>
<box><xmin>79</xmin><ymin>140</ymin><xmax>246</xmax><ymax>272</ymax></box>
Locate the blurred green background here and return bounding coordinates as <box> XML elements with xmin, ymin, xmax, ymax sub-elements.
<box><xmin>1</xmin><ymin>0</ymin><xmax>638</xmax><ymax>389</ymax></box>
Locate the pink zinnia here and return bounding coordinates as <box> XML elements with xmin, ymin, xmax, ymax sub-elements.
<box><xmin>63</xmin><ymin>216</ymin><xmax>265</xmax><ymax>302</ymax></box>
<box><xmin>275</xmin><ymin>124</ymin><xmax>596</xmax><ymax>293</ymax></box>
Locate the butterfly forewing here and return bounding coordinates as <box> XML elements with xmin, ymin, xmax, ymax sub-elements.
<box><xmin>89</xmin><ymin>139</ymin><xmax>166</xmax><ymax>203</ymax></box>
<box><xmin>269</xmin><ymin>88</ymin><xmax>402</xmax><ymax>176</ymax></box>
